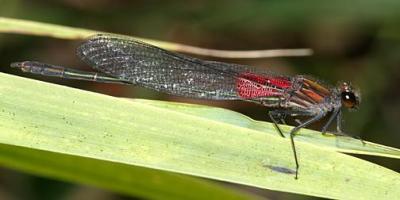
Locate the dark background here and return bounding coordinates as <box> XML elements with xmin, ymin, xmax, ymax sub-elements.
<box><xmin>0</xmin><ymin>0</ymin><xmax>399</xmax><ymax>199</ymax></box>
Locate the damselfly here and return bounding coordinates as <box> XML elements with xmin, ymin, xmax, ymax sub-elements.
<box><xmin>11</xmin><ymin>34</ymin><xmax>361</xmax><ymax>179</ymax></box>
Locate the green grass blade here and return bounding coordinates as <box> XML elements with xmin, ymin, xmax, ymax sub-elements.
<box><xmin>0</xmin><ymin>143</ymin><xmax>256</xmax><ymax>200</ymax></box>
<box><xmin>0</xmin><ymin>17</ymin><xmax>312</xmax><ymax>58</ymax></box>
<box><xmin>133</xmin><ymin>99</ymin><xmax>400</xmax><ymax>159</ymax></box>
<box><xmin>0</xmin><ymin>17</ymin><xmax>178</xmax><ymax>52</ymax></box>
<box><xmin>0</xmin><ymin>72</ymin><xmax>399</xmax><ymax>199</ymax></box>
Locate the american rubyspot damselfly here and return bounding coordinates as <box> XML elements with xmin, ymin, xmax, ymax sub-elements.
<box><xmin>10</xmin><ymin>34</ymin><xmax>361</xmax><ymax>179</ymax></box>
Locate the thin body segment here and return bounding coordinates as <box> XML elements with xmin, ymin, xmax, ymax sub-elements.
<box><xmin>10</xmin><ymin>34</ymin><xmax>361</xmax><ymax>179</ymax></box>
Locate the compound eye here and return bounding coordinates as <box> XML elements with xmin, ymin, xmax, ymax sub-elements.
<box><xmin>341</xmin><ymin>91</ymin><xmax>357</xmax><ymax>108</ymax></box>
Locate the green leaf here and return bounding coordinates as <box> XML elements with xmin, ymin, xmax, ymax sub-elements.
<box><xmin>0</xmin><ymin>73</ymin><xmax>258</xmax><ymax>200</ymax></box>
<box><xmin>137</xmin><ymin>99</ymin><xmax>400</xmax><ymax>159</ymax></box>
<box><xmin>0</xmin><ymin>72</ymin><xmax>399</xmax><ymax>200</ymax></box>
<box><xmin>0</xmin><ymin>144</ymin><xmax>255</xmax><ymax>200</ymax></box>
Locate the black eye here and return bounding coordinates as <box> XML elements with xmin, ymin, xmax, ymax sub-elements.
<box><xmin>341</xmin><ymin>91</ymin><xmax>357</xmax><ymax>108</ymax></box>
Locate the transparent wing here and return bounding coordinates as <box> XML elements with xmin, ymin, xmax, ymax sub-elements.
<box><xmin>77</xmin><ymin>34</ymin><xmax>291</xmax><ymax>100</ymax></box>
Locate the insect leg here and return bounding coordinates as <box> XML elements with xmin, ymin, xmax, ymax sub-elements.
<box><xmin>333</xmin><ymin>111</ymin><xmax>366</xmax><ymax>145</ymax></box>
<box><xmin>289</xmin><ymin>111</ymin><xmax>325</xmax><ymax>179</ymax></box>
<box><xmin>268</xmin><ymin>110</ymin><xmax>286</xmax><ymax>138</ymax></box>
<box><xmin>336</xmin><ymin>110</ymin><xmax>342</xmax><ymax>133</ymax></box>
<box><xmin>294</xmin><ymin>119</ymin><xmax>303</xmax><ymax>125</ymax></box>
<box><xmin>321</xmin><ymin>107</ymin><xmax>340</xmax><ymax>134</ymax></box>
<box><xmin>279</xmin><ymin>114</ymin><xmax>287</xmax><ymax>125</ymax></box>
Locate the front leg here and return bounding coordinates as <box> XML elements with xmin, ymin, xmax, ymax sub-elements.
<box><xmin>325</xmin><ymin>110</ymin><xmax>366</xmax><ymax>145</ymax></box>
<box><xmin>336</xmin><ymin>109</ymin><xmax>342</xmax><ymax>133</ymax></box>
<box><xmin>321</xmin><ymin>107</ymin><xmax>340</xmax><ymax>135</ymax></box>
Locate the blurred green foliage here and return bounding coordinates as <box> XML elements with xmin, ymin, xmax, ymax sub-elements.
<box><xmin>1</xmin><ymin>0</ymin><xmax>399</xmax><ymax>199</ymax></box>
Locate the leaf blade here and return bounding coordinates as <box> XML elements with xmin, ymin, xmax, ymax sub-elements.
<box><xmin>0</xmin><ymin>72</ymin><xmax>399</xmax><ymax>199</ymax></box>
